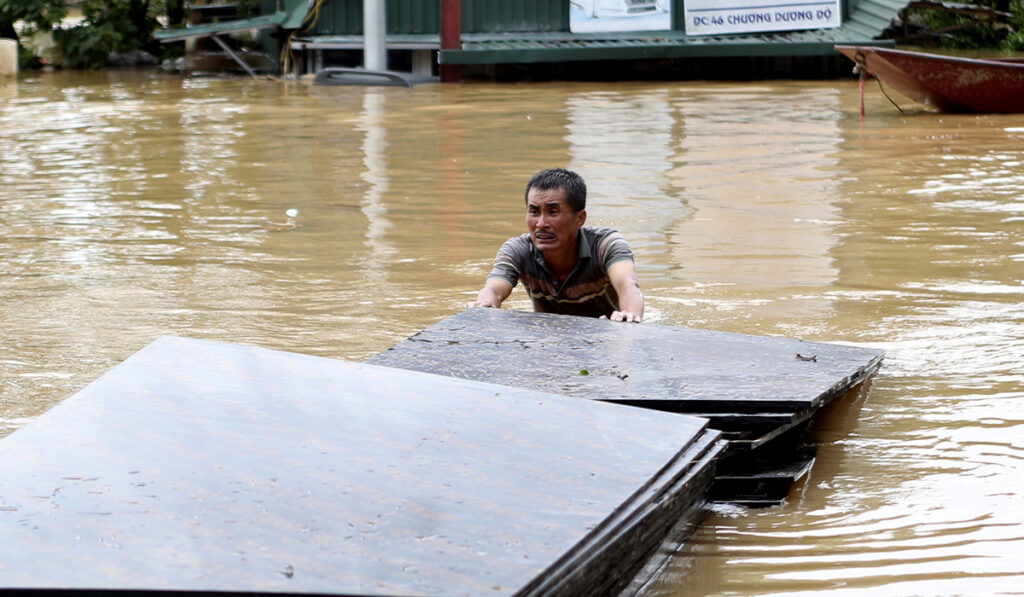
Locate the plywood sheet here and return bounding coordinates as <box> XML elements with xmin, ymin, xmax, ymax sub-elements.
<box><xmin>0</xmin><ymin>336</ymin><xmax>719</xmax><ymax>596</ymax></box>
<box><xmin>369</xmin><ymin>308</ymin><xmax>884</xmax><ymax>446</ymax></box>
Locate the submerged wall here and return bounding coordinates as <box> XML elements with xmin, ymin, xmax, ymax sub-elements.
<box><xmin>0</xmin><ymin>39</ymin><xmax>16</xmax><ymax>78</ymax></box>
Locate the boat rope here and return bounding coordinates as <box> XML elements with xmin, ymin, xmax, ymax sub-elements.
<box><xmin>852</xmin><ymin>51</ymin><xmax>906</xmax><ymax>116</ymax></box>
<box><xmin>855</xmin><ymin>54</ymin><xmax>866</xmax><ymax>117</ymax></box>
<box><xmin>874</xmin><ymin>78</ymin><xmax>906</xmax><ymax>114</ymax></box>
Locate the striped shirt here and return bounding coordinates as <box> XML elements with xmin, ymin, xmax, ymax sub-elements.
<box><xmin>487</xmin><ymin>227</ymin><xmax>635</xmax><ymax>318</ymax></box>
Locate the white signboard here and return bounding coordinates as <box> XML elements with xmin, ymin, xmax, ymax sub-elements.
<box><xmin>684</xmin><ymin>0</ymin><xmax>840</xmax><ymax>36</ymax></box>
<box><xmin>570</xmin><ymin>0</ymin><xmax>672</xmax><ymax>34</ymax></box>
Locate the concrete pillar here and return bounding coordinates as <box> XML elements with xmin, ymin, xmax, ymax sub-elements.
<box><xmin>363</xmin><ymin>0</ymin><xmax>386</xmax><ymax>72</ymax></box>
<box><xmin>0</xmin><ymin>39</ymin><xmax>17</xmax><ymax>78</ymax></box>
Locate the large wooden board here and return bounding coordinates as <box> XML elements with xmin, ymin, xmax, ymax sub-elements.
<box><xmin>0</xmin><ymin>336</ymin><xmax>721</xmax><ymax>596</ymax></box>
<box><xmin>369</xmin><ymin>308</ymin><xmax>885</xmax><ymax>449</ymax></box>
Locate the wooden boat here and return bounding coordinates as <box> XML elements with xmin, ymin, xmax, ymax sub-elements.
<box><xmin>836</xmin><ymin>45</ymin><xmax>1024</xmax><ymax>113</ymax></box>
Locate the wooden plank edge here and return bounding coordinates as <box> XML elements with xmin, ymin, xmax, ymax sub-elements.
<box><xmin>519</xmin><ymin>433</ymin><xmax>725</xmax><ymax>596</ymax></box>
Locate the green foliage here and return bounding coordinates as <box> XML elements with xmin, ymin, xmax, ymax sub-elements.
<box><xmin>17</xmin><ymin>43</ymin><xmax>45</xmax><ymax>70</ymax></box>
<box><xmin>2</xmin><ymin>0</ymin><xmax>186</xmax><ymax>69</ymax></box>
<box><xmin>0</xmin><ymin>0</ymin><xmax>68</xmax><ymax>35</ymax></box>
<box><xmin>54</xmin><ymin>22</ymin><xmax>121</xmax><ymax>68</ymax></box>
<box><xmin>916</xmin><ymin>0</ymin><xmax>1024</xmax><ymax>50</ymax></box>
<box><xmin>0</xmin><ymin>0</ymin><xmax>66</xmax><ymax>67</ymax></box>
<box><xmin>1002</xmin><ymin>0</ymin><xmax>1024</xmax><ymax>49</ymax></box>
<box><xmin>55</xmin><ymin>0</ymin><xmax>163</xmax><ymax>68</ymax></box>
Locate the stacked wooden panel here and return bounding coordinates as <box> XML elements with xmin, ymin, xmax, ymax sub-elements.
<box><xmin>0</xmin><ymin>336</ymin><xmax>722</xmax><ymax>596</ymax></box>
<box><xmin>369</xmin><ymin>308</ymin><xmax>885</xmax><ymax>505</ymax></box>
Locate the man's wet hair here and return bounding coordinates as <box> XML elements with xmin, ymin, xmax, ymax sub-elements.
<box><xmin>525</xmin><ymin>168</ymin><xmax>587</xmax><ymax>213</ymax></box>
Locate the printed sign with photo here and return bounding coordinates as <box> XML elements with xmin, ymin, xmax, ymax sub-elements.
<box><xmin>569</xmin><ymin>0</ymin><xmax>672</xmax><ymax>33</ymax></box>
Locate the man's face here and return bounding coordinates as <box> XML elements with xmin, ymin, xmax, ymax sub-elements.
<box><xmin>526</xmin><ymin>187</ymin><xmax>586</xmax><ymax>254</ymax></box>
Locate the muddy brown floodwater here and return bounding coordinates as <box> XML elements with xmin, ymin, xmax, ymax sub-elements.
<box><xmin>1</xmin><ymin>70</ymin><xmax>1022</xmax><ymax>595</ymax></box>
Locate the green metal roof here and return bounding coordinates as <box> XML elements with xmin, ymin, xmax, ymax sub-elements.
<box><xmin>282</xmin><ymin>0</ymin><xmax>316</xmax><ymax>29</ymax></box>
<box><xmin>440</xmin><ymin>30</ymin><xmax>892</xmax><ymax>65</ymax></box>
<box><xmin>290</xmin><ymin>33</ymin><xmax>441</xmax><ymax>49</ymax></box>
<box><xmin>155</xmin><ymin>12</ymin><xmax>288</xmax><ymax>42</ymax></box>
<box><xmin>155</xmin><ymin>0</ymin><xmax>311</xmax><ymax>42</ymax></box>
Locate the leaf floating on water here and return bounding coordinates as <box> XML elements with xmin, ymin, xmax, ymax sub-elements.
<box><xmin>579</xmin><ymin>369</ymin><xmax>589</xmax><ymax>376</ymax></box>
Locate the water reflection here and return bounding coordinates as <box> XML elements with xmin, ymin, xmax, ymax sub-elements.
<box><xmin>644</xmin><ymin>90</ymin><xmax>1024</xmax><ymax>596</ymax></box>
<box><xmin>1</xmin><ymin>72</ymin><xmax>1023</xmax><ymax>595</ymax></box>
<box><xmin>661</xmin><ymin>85</ymin><xmax>844</xmax><ymax>335</ymax></box>
<box><xmin>565</xmin><ymin>87</ymin><xmax>691</xmax><ymax>275</ymax></box>
<box><xmin>357</xmin><ymin>89</ymin><xmax>397</xmax><ymax>298</ymax></box>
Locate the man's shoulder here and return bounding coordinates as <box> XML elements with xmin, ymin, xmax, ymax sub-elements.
<box><xmin>581</xmin><ymin>226</ymin><xmax>620</xmax><ymax>238</ymax></box>
<box><xmin>582</xmin><ymin>227</ymin><xmax>633</xmax><ymax>265</ymax></box>
<box><xmin>500</xmin><ymin>232</ymin><xmax>533</xmax><ymax>247</ymax></box>
<box><xmin>581</xmin><ymin>226</ymin><xmax>628</xmax><ymax>247</ymax></box>
<box><xmin>498</xmin><ymin>233</ymin><xmax>534</xmax><ymax>258</ymax></box>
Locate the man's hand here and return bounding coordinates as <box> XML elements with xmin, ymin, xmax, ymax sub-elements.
<box><xmin>467</xmin><ymin>297</ymin><xmax>499</xmax><ymax>308</ymax></box>
<box><xmin>466</xmin><ymin>278</ymin><xmax>513</xmax><ymax>309</ymax></box>
<box><xmin>608</xmin><ymin>310</ymin><xmax>641</xmax><ymax>323</ymax></box>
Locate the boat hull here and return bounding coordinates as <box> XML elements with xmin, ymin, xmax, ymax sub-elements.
<box><xmin>836</xmin><ymin>45</ymin><xmax>1024</xmax><ymax>113</ymax></box>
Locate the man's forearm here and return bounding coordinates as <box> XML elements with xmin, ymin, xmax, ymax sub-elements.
<box><xmin>608</xmin><ymin>260</ymin><xmax>644</xmax><ymax>322</ymax></box>
<box><xmin>618</xmin><ymin>286</ymin><xmax>644</xmax><ymax>319</ymax></box>
<box><xmin>470</xmin><ymin>278</ymin><xmax>513</xmax><ymax>308</ymax></box>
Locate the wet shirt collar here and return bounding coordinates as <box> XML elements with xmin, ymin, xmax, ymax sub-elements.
<box><xmin>530</xmin><ymin>229</ymin><xmax>591</xmax><ymax>282</ymax></box>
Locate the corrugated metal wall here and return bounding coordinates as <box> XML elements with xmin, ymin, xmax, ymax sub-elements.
<box><xmin>300</xmin><ymin>0</ymin><xmax>440</xmax><ymax>35</ymax></box>
<box><xmin>463</xmin><ymin>0</ymin><xmax>566</xmax><ymax>33</ymax></box>
<box><xmin>288</xmin><ymin>0</ymin><xmax>570</xmax><ymax>36</ymax></box>
<box><xmin>394</xmin><ymin>1</ymin><xmax>441</xmax><ymax>33</ymax></box>
<box><xmin>306</xmin><ymin>0</ymin><xmax>360</xmax><ymax>34</ymax></box>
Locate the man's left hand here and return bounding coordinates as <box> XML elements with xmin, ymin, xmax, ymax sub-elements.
<box><xmin>605</xmin><ymin>311</ymin><xmax>641</xmax><ymax>323</ymax></box>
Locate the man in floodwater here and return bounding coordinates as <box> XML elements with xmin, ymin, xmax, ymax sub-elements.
<box><xmin>470</xmin><ymin>168</ymin><xmax>644</xmax><ymax>322</ymax></box>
